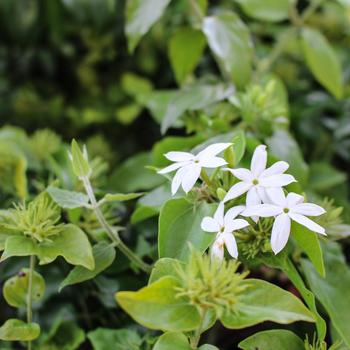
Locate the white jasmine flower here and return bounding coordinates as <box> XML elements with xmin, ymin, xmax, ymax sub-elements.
<box><xmin>223</xmin><ymin>145</ymin><xmax>296</xmax><ymax>206</ymax></box>
<box><xmin>242</xmin><ymin>191</ymin><xmax>326</xmax><ymax>255</ymax></box>
<box><xmin>201</xmin><ymin>202</ymin><xmax>249</xmax><ymax>260</ymax></box>
<box><xmin>158</xmin><ymin>143</ymin><xmax>232</xmax><ymax>195</ymax></box>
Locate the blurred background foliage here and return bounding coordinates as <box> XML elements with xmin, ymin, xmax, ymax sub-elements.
<box><xmin>0</xmin><ymin>0</ymin><xmax>350</xmax><ymax>349</ymax></box>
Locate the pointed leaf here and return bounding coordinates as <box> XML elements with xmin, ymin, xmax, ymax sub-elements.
<box><xmin>154</xmin><ymin>332</ymin><xmax>192</xmax><ymax>350</ymax></box>
<box><xmin>101</xmin><ymin>192</ymin><xmax>143</xmax><ymax>203</ymax></box>
<box><xmin>0</xmin><ymin>319</ymin><xmax>40</xmax><ymax>341</ymax></box>
<box><xmin>116</xmin><ymin>276</ymin><xmax>200</xmax><ymax>332</ymax></box>
<box><xmin>70</xmin><ymin>139</ymin><xmax>91</xmax><ymax>178</ymax></box>
<box><xmin>47</xmin><ymin>186</ymin><xmax>89</xmax><ymax>209</ymax></box>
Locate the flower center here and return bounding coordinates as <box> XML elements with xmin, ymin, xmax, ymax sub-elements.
<box><xmin>283</xmin><ymin>208</ymin><xmax>289</xmax><ymax>213</ymax></box>
<box><xmin>194</xmin><ymin>159</ymin><xmax>199</xmax><ymax>164</ymax></box>
<box><xmin>252</xmin><ymin>179</ymin><xmax>259</xmax><ymax>185</ymax></box>
<box><xmin>219</xmin><ymin>227</ymin><xmax>225</xmax><ymax>233</ymax></box>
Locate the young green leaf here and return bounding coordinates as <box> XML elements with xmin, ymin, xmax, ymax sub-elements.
<box><xmin>235</xmin><ymin>0</ymin><xmax>290</xmax><ymax>22</ymax></box>
<box><xmin>47</xmin><ymin>186</ymin><xmax>90</xmax><ymax>209</ymax></box>
<box><xmin>70</xmin><ymin>139</ymin><xmax>91</xmax><ymax>179</ymax></box>
<box><xmin>221</xmin><ymin>279</ymin><xmax>315</xmax><ymax>328</ymax></box>
<box><xmin>1</xmin><ymin>224</ymin><xmax>94</xmax><ymax>270</ymax></box>
<box><xmin>100</xmin><ymin>192</ymin><xmax>143</xmax><ymax>203</ymax></box>
<box><xmin>301</xmin><ymin>27</ymin><xmax>343</xmax><ymax>99</ymax></box>
<box><xmin>0</xmin><ymin>319</ymin><xmax>40</xmax><ymax>341</ymax></box>
<box><xmin>239</xmin><ymin>329</ymin><xmax>304</xmax><ymax>350</ymax></box>
<box><xmin>3</xmin><ymin>268</ymin><xmax>45</xmax><ymax>308</ymax></box>
<box><xmin>149</xmin><ymin>257</ymin><xmax>182</xmax><ymax>284</ymax></box>
<box><xmin>158</xmin><ymin>198</ymin><xmax>216</xmax><ymax>261</ymax></box>
<box><xmin>168</xmin><ymin>27</ymin><xmax>206</xmax><ymax>84</ymax></box>
<box><xmin>153</xmin><ymin>332</ymin><xmax>192</xmax><ymax>350</ymax></box>
<box><xmin>202</xmin><ymin>12</ymin><xmax>253</xmax><ymax>88</ymax></box>
<box><xmin>125</xmin><ymin>0</ymin><xmax>171</xmax><ymax>53</ymax></box>
<box><xmin>116</xmin><ymin>276</ymin><xmax>200</xmax><ymax>332</ymax></box>
<box><xmin>59</xmin><ymin>241</ymin><xmax>116</xmax><ymax>291</ymax></box>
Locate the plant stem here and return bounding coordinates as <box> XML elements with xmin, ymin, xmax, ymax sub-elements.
<box><xmin>200</xmin><ymin>169</ymin><xmax>212</xmax><ymax>188</ymax></box>
<box><xmin>190</xmin><ymin>308</ymin><xmax>207</xmax><ymax>348</ymax></box>
<box><xmin>302</xmin><ymin>0</ymin><xmax>325</xmax><ymax>21</ymax></box>
<box><xmin>188</xmin><ymin>0</ymin><xmax>204</xmax><ymax>21</ymax></box>
<box><xmin>82</xmin><ymin>177</ymin><xmax>152</xmax><ymax>273</ymax></box>
<box><xmin>27</xmin><ymin>255</ymin><xmax>35</xmax><ymax>350</ymax></box>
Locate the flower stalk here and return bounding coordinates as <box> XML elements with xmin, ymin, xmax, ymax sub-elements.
<box><xmin>27</xmin><ymin>255</ymin><xmax>35</xmax><ymax>350</ymax></box>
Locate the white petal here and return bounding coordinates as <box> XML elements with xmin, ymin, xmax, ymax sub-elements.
<box><xmin>223</xmin><ymin>233</ymin><xmax>238</xmax><ymax>259</ymax></box>
<box><xmin>242</xmin><ymin>204</ymin><xmax>282</xmax><ymax>217</ymax></box>
<box><xmin>259</xmin><ymin>174</ymin><xmax>296</xmax><ymax>187</ymax></box>
<box><xmin>201</xmin><ymin>217</ymin><xmax>220</xmax><ymax>232</ymax></box>
<box><xmin>256</xmin><ymin>187</ymin><xmax>271</xmax><ymax>204</ymax></box>
<box><xmin>271</xmin><ymin>214</ymin><xmax>291</xmax><ymax>254</ymax></box>
<box><xmin>158</xmin><ymin>162</ymin><xmax>184</xmax><ymax>174</ymax></box>
<box><xmin>171</xmin><ymin>167</ymin><xmax>187</xmax><ymax>195</ymax></box>
<box><xmin>164</xmin><ymin>151</ymin><xmax>193</xmax><ymax>162</ymax></box>
<box><xmin>224</xmin><ymin>205</ymin><xmax>246</xmax><ymax>224</ymax></box>
<box><xmin>260</xmin><ymin>161</ymin><xmax>289</xmax><ymax>177</ymax></box>
<box><xmin>181</xmin><ymin>164</ymin><xmax>201</xmax><ymax>193</ymax></box>
<box><xmin>223</xmin><ymin>182</ymin><xmax>252</xmax><ymax>202</ymax></box>
<box><xmin>211</xmin><ymin>237</ymin><xmax>225</xmax><ymax>261</ymax></box>
<box><xmin>250</xmin><ymin>145</ymin><xmax>267</xmax><ymax>177</ymax></box>
<box><xmin>199</xmin><ymin>156</ymin><xmax>227</xmax><ymax>168</ymax></box>
<box><xmin>246</xmin><ymin>187</ymin><xmax>261</xmax><ymax>207</ymax></box>
<box><xmin>292</xmin><ymin>203</ymin><xmax>326</xmax><ymax>216</ymax></box>
<box><xmin>289</xmin><ymin>213</ymin><xmax>326</xmax><ymax>235</ymax></box>
<box><xmin>226</xmin><ymin>219</ymin><xmax>250</xmax><ymax>232</ymax></box>
<box><xmin>197</xmin><ymin>143</ymin><xmax>232</xmax><ymax>159</ymax></box>
<box><xmin>214</xmin><ymin>202</ymin><xmax>225</xmax><ymax>226</ymax></box>
<box><xmin>226</xmin><ymin>168</ymin><xmax>253</xmax><ymax>182</ymax></box>
<box><xmin>266</xmin><ymin>187</ymin><xmax>287</xmax><ymax>206</ymax></box>
<box><xmin>286</xmin><ymin>192</ymin><xmax>304</xmax><ymax>207</ymax></box>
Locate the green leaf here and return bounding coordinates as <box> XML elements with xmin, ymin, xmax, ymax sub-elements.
<box><xmin>161</xmin><ymin>83</ymin><xmax>234</xmax><ymax>133</ymax></box>
<box><xmin>221</xmin><ymin>279</ymin><xmax>314</xmax><ymax>329</ymax></box>
<box><xmin>125</xmin><ymin>0</ymin><xmax>171</xmax><ymax>53</ymax></box>
<box><xmin>109</xmin><ymin>152</ymin><xmax>165</xmax><ymax>192</ymax></box>
<box><xmin>292</xmin><ymin>221</ymin><xmax>325</xmax><ymax>277</ymax></box>
<box><xmin>88</xmin><ymin>328</ymin><xmax>142</xmax><ymax>350</ymax></box>
<box><xmin>47</xmin><ymin>186</ymin><xmax>90</xmax><ymax>209</ymax></box>
<box><xmin>158</xmin><ymin>198</ymin><xmax>216</xmax><ymax>261</ymax></box>
<box><xmin>3</xmin><ymin>268</ymin><xmax>45</xmax><ymax>308</ymax></box>
<box><xmin>235</xmin><ymin>0</ymin><xmax>290</xmax><ymax>22</ymax></box>
<box><xmin>149</xmin><ymin>257</ymin><xmax>182</xmax><ymax>284</ymax></box>
<box><xmin>0</xmin><ymin>319</ymin><xmax>40</xmax><ymax>341</ymax></box>
<box><xmin>1</xmin><ymin>224</ymin><xmax>94</xmax><ymax>270</ymax></box>
<box><xmin>131</xmin><ymin>206</ymin><xmax>158</xmax><ymax>224</ymax></box>
<box><xmin>267</xmin><ymin>129</ymin><xmax>309</xmax><ymax>186</ymax></box>
<box><xmin>116</xmin><ymin>276</ymin><xmax>200</xmax><ymax>332</ymax></box>
<box><xmin>153</xmin><ymin>332</ymin><xmax>192</xmax><ymax>350</ymax></box>
<box><xmin>59</xmin><ymin>241</ymin><xmax>116</xmax><ymax>291</ymax></box>
<box><xmin>199</xmin><ymin>346</ymin><xmax>219</xmax><ymax>350</ymax></box>
<box><xmin>238</xmin><ymin>329</ymin><xmax>304</xmax><ymax>350</ymax></box>
<box><xmin>168</xmin><ymin>27</ymin><xmax>206</xmax><ymax>84</ymax></box>
<box><xmin>101</xmin><ymin>192</ymin><xmax>143</xmax><ymax>203</ymax></box>
<box><xmin>301</xmin><ymin>242</ymin><xmax>350</xmax><ymax>348</ymax></box>
<box><xmin>301</xmin><ymin>27</ymin><xmax>343</xmax><ymax>99</ymax></box>
<box><xmin>70</xmin><ymin>139</ymin><xmax>91</xmax><ymax>178</ymax></box>
<box><xmin>228</xmin><ymin>130</ymin><xmax>246</xmax><ymax>166</ymax></box>
<box><xmin>202</xmin><ymin>12</ymin><xmax>253</xmax><ymax>88</ymax></box>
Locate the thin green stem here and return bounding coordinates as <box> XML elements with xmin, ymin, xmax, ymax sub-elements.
<box><xmin>82</xmin><ymin>177</ymin><xmax>152</xmax><ymax>273</ymax></box>
<box><xmin>200</xmin><ymin>169</ymin><xmax>212</xmax><ymax>188</ymax></box>
<box><xmin>190</xmin><ymin>308</ymin><xmax>207</xmax><ymax>348</ymax></box>
<box><xmin>27</xmin><ymin>255</ymin><xmax>35</xmax><ymax>350</ymax></box>
<box><xmin>302</xmin><ymin>0</ymin><xmax>325</xmax><ymax>21</ymax></box>
<box><xmin>188</xmin><ymin>0</ymin><xmax>204</xmax><ymax>21</ymax></box>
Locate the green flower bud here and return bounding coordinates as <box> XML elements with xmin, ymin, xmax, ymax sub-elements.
<box><xmin>69</xmin><ymin>139</ymin><xmax>91</xmax><ymax>179</ymax></box>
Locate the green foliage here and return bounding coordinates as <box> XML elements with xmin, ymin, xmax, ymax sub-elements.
<box><xmin>153</xmin><ymin>332</ymin><xmax>192</xmax><ymax>350</ymax></box>
<box><xmin>47</xmin><ymin>186</ymin><xmax>90</xmax><ymax>209</ymax></box>
<box><xmin>0</xmin><ymin>319</ymin><xmax>40</xmax><ymax>341</ymax></box>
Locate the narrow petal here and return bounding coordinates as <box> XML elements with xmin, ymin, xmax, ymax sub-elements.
<box><xmin>158</xmin><ymin>162</ymin><xmax>184</xmax><ymax>174</ymax></box>
<box><xmin>271</xmin><ymin>214</ymin><xmax>291</xmax><ymax>254</ymax></box>
<box><xmin>242</xmin><ymin>204</ymin><xmax>282</xmax><ymax>217</ymax></box>
<box><xmin>260</xmin><ymin>161</ymin><xmax>289</xmax><ymax>177</ymax></box>
<box><xmin>223</xmin><ymin>182</ymin><xmax>252</xmax><ymax>202</ymax></box>
<box><xmin>181</xmin><ymin>164</ymin><xmax>201</xmax><ymax>193</ymax></box>
<box><xmin>256</xmin><ymin>187</ymin><xmax>271</xmax><ymax>204</ymax></box>
<box><xmin>250</xmin><ymin>145</ymin><xmax>267</xmax><ymax>177</ymax></box>
<box><xmin>226</xmin><ymin>168</ymin><xmax>253</xmax><ymax>182</ymax></box>
<box><xmin>224</xmin><ymin>205</ymin><xmax>246</xmax><ymax>224</ymax></box>
<box><xmin>266</xmin><ymin>187</ymin><xmax>287</xmax><ymax>206</ymax></box>
<box><xmin>286</xmin><ymin>192</ymin><xmax>304</xmax><ymax>207</ymax></box>
<box><xmin>199</xmin><ymin>156</ymin><xmax>227</xmax><ymax>168</ymax></box>
<box><xmin>197</xmin><ymin>143</ymin><xmax>232</xmax><ymax>159</ymax></box>
<box><xmin>259</xmin><ymin>174</ymin><xmax>296</xmax><ymax>187</ymax></box>
<box><xmin>201</xmin><ymin>217</ymin><xmax>220</xmax><ymax>232</ymax></box>
<box><xmin>289</xmin><ymin>213</ymin><xmax>326</xmax><ymax>235</ymax></box>
<box><xmin>223</xmin><ymin>233</ymin><xmax>238</xmax><ymax>259</ymax></box>
<box><xmin>292</xmin><ymin>203</ymin><xmax>326</xmax><ymax>216</ymax></box>
<box><xmin>211</xmin><ymin>237</ymin><xmax>225</xmax><ymax>261</ymax></box>
<box><xmin>171</xmin><ymin>167</ymin><xmax>187</xmax><ymax>195</ymax></box>
<box><xmin>225</xmin><ymin>219</ymin><xmax>250</xmax><ymax>233</ymax></box>
<box><xmin>214</xmin><ymin>202</ymin><xmax>225</xmax><ymax>226</ymax></box>
<box><xmin>246</xmin><ymin>187</ymin><xmax>261</xmax><ymax>207</ymax></box>
<box><xmin>164</xmin><ymin>151</ymin><xmax>193</xmax><ymax>162</ymax></box>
